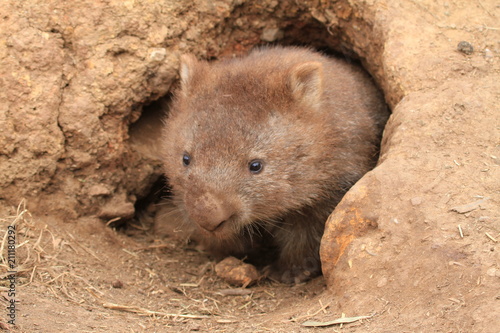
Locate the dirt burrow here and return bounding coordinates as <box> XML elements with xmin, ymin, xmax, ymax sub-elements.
<box><xmin>0</xmin><ymin>0</ymin><xmax>499</xmax><ymax>332</ymax></box>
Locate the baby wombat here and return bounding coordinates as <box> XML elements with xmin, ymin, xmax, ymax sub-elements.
<box><xmin>161</xmin><ymin>46</ymin><xmax>388</xmax><ymax>283</ymax></box>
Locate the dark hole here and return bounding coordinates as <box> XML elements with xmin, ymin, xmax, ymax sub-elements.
<box><xmin>134</xmin><ymin>174</ymin><xmax>172</xmax><ymax>214</ymax></box>
<box><xmin>117</xmin><ymin>96</ymin><xmax>172</xmax><ymax>235</ymax></box>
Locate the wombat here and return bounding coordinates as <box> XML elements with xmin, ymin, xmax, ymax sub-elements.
<box><xmin>161</xmin><ymin>46</ymin><xmax>388</xmax><ymax>284</ymax></box>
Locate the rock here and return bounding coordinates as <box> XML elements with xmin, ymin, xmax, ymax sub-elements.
<box><xmin>112</xmin><ymin>280</ymin><xmax>124</xmax><ymax>288</ymax></box>
<box><xmin>98</xmin><ymin>192</ymin><xmax>135</xmax><ymax>220</ymax></box>
<box><xmin>411</xmin><ymin>197</ymin><xmax>422</xmax><ymax>206</ymax></box>
<box><xmin>457</xmin><ymin>41</ymin><xmax>474</xmax><ymax>55</ymax></box>
<box><xmin>88</xmin><ymin>184</ymin><xmax>113</xmax><ymax>197</ymax></box>
<box><xmin>215</xmin><ymin>257</ymin><xmax>259</xmax><ymax>287</ymax></box>
<box><xmin>260</xmin><ymin>27</ymin><xmax>284</xmax><ymax>42</ymax></box>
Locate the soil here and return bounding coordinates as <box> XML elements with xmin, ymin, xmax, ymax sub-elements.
<box><xmin>0</xmin><ymin>0</ymin><xmax>499</xmax><ymax>332</ymax></box>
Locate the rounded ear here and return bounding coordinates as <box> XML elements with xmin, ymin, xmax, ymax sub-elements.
<box><xmin>288</xmin><ymin>61</ymin><xmax>324</xmax><ymax>107</ymax></box>
<box><xmin>179</xmin><ymin>54</ymin><xmax>199</xmax><ymax>87</ymax></box>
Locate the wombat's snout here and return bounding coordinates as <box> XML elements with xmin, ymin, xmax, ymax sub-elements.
<box><xmin>186</xmin><ymin>192</ymin><xmax>236</xmax><ymax>232</ymax></box>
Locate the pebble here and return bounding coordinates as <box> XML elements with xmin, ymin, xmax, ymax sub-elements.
<box><xmin>112</xmin><ymin>280</ymin><xmax>124</xmax><ymax>288</ymax></box>
<box><xmin>457</xmin><ymin>41</ymin><xmax>473</xmax><ymax>55</ymax></box>
<box><xmin>377</xmin><ymin>276</ymin><xmax>388</xmax><ymax>287</ymax></box>
<box><xmin>149</xmin><ymin>48</ymin><xmax>167</xmax><ymax>61</ymax></box>
<box><xmin>411</xmin><ymin>197</ymin><xmax>423</xmax><ymax>206</ymax></box>
<box><xmin>484</xmin><ymin>48</ymin><xmax>493</xmax><ymax>59</ymax></box>
<box><xmin>215</xmin><ymin>256</ymin><xmax>259</xmax><ymax>287</ymax></box>
<box><xmin>486</xmin><ymin>267</ymin><xmax>499</xmax><ymax>277</ymax></box>
<box><xmin>260</xmin><ymin>27</ymin><xmax>284</xmax><ymax>42</ymax></box>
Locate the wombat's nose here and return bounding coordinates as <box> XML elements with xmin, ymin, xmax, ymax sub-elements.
<box><xmin>188</xmin><ymin>192</ymin><xmax>234</xmax><ymax>232</ymax></box>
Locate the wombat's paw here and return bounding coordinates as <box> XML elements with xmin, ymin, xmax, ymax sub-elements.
<box><xmin>264</xmin><ymin>265</ymin><xmax>321</xmax><ymax>284</ymax></box>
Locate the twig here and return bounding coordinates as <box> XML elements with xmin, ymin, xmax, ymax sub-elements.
<box><xmin>102</xmin><ymin>302</ymin><xmax>210</xmax><ymax>319</ymax></box>
<box><xmin>302</xmin><ymin>313</ymin><xmax>374</xmax><ymax>327</ymax></box>
<box><xmin>66</xmin><ymin>231</ymin><xmax>102</xmax><ymax>261</ymax></box>
<box><xmin>217</xmin><ymin>288</ymin><xmax>253</xmax><ymax>296</ymax></box>
<box><xmin>122</xmin><ymin>248</ymin><xmax>139</xmax><ymax>257</ymax></box>
<box><xmin>485</xmin><ymin>232</ymin><xmax>497</xmax><ymax>243</ymax></box>
<box><xmin>105</xmin><ymin>217</ymin><xmax>122</xmax><ymax>227</ymax></box>
<box><xmin>289</xmin><ymin>301</ymin><xmax>332</xmax><ymax>322</ymax></box>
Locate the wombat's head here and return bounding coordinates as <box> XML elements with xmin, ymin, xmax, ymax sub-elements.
<box><xmin>161</xmin><ymin>53</ymin><xmax>340</xmax><ymax>241</ymax></box>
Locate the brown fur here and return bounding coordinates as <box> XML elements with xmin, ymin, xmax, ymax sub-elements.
<box><xmin>161</xmin><ymin>46</ymin><xmax>389</xmax><ymax>283</ymax></box>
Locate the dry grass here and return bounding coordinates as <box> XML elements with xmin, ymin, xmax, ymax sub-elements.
<box><xmin>0</xmin><ymin>200</ymin><xmax>335</xmax><ymax>331</ymax></box>
<box><xmin>0</xmin><ymin>200</ymin><xmax>227</xmax><ymax>325</ymax></box>
<box><xmin>0</xmin><ymin>199</ymin><xmax>36</xmax><ymax>281</ymax></box>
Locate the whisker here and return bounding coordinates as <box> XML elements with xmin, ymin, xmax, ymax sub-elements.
<box><xmin>245</xmin><ymin>224</ymin><xmax>254</xmax><ymax>244</ymax></box>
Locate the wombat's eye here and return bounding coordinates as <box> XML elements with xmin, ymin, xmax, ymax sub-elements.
<box><xmin>182</xmin><ymin>153</ymin><xmax>191</xmax><ymax>166</ymax></box>
<box><xmin>248</xmin><ymin>160</ymin><xmax>264</xmax><ymax>174</ymax></box>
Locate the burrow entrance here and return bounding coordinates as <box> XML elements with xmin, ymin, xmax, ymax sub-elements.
<box><xmin>124</xmin><ymin>6</ymin><xmax>390</xmax><ymax>278</ymax></box>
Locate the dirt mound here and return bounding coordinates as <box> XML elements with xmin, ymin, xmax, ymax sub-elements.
<box><xmin>0</xmin><ymin>0</ymin><xmax>498</xmax><ymax>332</ymax></box>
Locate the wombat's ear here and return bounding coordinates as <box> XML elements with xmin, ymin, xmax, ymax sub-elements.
<box><xmin>288</xmin><ymin>61</ymin><xmax>323</xmax><ymax>107</ymax></box>
<box><xmin>179</xmin><ymin>54</ymin><xmax>207</xmax><ymax>90</ymax></box>
<box><xmin>179</xmin><ymin>54</ymin><xmax>197</xmax><ymax>86</ymax></box>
